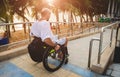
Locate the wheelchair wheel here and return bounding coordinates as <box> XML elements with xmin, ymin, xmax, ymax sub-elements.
<box><xmin>43</xmin><ymin>48</ymin><xmax>65</xmax><ymax>72</ymax></box>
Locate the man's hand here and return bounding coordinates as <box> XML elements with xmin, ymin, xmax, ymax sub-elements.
<box><xmin>54</xmin><ymin>45</ymin><xmax>60</xmax><ymax>51</ymax></box>
<box><xmin>44</xmin><ymin>38</ymin><xmax>60</xmax><ymax>50</ymax></box>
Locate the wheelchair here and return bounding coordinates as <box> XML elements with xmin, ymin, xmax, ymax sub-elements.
<box><xmin>28</xmin><ymin>37</ymin><xmax>68</xmax><ymax>72</ymax></box>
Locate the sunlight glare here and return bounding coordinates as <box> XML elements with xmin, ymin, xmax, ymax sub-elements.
<box><xmin>46</xmin><ymin>0</ymin><xmax>54</xmax><ymax>5</ymax></box>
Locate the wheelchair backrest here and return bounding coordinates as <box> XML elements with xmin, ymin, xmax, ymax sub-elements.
<box><xmin>28</xmin><ymin>37</ymin><xmax>46</xmax><ymax>62</ymax></box>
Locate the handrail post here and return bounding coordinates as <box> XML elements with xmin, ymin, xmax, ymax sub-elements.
<box><xmin>98</xmin><ymin>30</ymin><xmax>103</xmax><ymax>64</ymax></box>
<box><xmin>27</xmin><ymin>23</ymin><xmax>31</xmax><ymax>42</ymax></box>
<box><xmin>88</xmin><ymin>39</ymin><xmax>93</xmax><ymax>68</ymax></box>
<box><xmin>110</xmin><ymin>26</ymin><xmax>114</xmax><ymax>47</ymax></box>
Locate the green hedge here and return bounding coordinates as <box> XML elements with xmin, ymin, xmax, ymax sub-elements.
<box><xmin>98</xmin><ymin>18</ymin><xmax>111</xmax><ymax>23</ymax></box>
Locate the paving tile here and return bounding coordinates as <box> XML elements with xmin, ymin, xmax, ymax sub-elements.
<box><xmin>31</xmin><ymin>69</ymin><xmax>55</xmax><ymax>77</ymax></box>
<box><xmin>112</xmin><ymin>64</ymin><xmax>120</xmax><ymax>72</ymax></box>
<box><xmin>111</xmin><ymin>70</ymin><xmax>120</xmax><ymax>77</ymax></box>
<box><xmin>10</xmin><ymin>57</ymin><xmax>24</xmax><ymax>64</ymax></box>
<box><xmin>52</xmin><ymin>69</ymin><xmax>71</xmax><ymax>77</ymax></box>
<box><xmin>67</xmin><ymin>72</ymin><xmax>82</xmax><ymax>77</ymax></box>
<box><xmin>108</xmin><ymin>64</ymin><xmax>114</xmax><ymax>69</ymax></box>
<box><xmin>106</xmin><ymin>69</ymin><xmax>112</xmax><ymax>76</ymax></box>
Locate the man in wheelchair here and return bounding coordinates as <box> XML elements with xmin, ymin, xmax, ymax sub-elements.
<box><xmin>29</xmin><ymin>8</ymin><xmax>69</xmax><ymax>69</ymax></box>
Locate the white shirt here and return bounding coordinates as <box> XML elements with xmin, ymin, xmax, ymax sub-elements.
<box><xmin>30</xmin><ymin>20</ymin><xmax>56</xmax><ymax>42</ymax></box>
<box><xmin>0</xmin><ymin>37</ymin><xmax>2</xmax><ymax>40</ymax></box>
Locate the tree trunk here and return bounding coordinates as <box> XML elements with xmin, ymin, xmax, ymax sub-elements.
<box><xmin>5</xmin><ymin>16</ymin><xmax>11</xmax><ymax>38</ymax></box>
<box><xmin>82</xmin><ymin>15</ymin><xmax>85</xmax><ymax>22</ymax></box>
<box><xmin>62</xmin><ymin>12</ymin><xmax>65</xmax><ymax>22</ymax></box>
<box><xmin>11</xmin><ymin>15</ymin><xmax>16</xmax><ymax>32</ymax></box>
<box><xmin>70</xmin><ymin>11</ymin><xmax>73</xmax><ymax>35</ymax></box>
<box><xmin>86</xmin><ymin>14</ymin><xmax>89</xmax><ymax>22</ymax></box>
<box><xmin>89</xmin><ymin>15</ymin><xmax>93</xmax><ymax>22</ymax></box>
<box><xmin>80</xmin><ymin>15</ymin><xmax>83</xmax><ymax>33</ymax></box>
<box><xmin>23</xmin><ymin>18</ymin><xmax>26</xmax><ymax>34</ymax></box>
<box><xmin>62</xmin><ymin>11</ymin><xmax>66</xmax><ymax>26</ymax></box>
<box><xmin>74</xmin><ymin>15</ymin><xmax>77</xmax><ymax>23</ymax></box>
<box><xmin>35</xmin><ymin>10</ymin><xmax>38</xmax><ymax>20</ymax></box>
<box><xmin>55</xmin><ymin>9</ymin><xmax>60</xmax><ymax>33</ymax></box>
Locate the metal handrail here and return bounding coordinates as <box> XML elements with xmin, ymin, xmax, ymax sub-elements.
<box><xmin>0</xmin><ymin>22</ymin><xmax>100</xmax><ymax>47</ymax></box>
<box><xmin>88</xmin><ymin>37</ymin><xmax>100</xmax><ymax>68</ymax></box>
<box><xmin>0</xmin><ymin>22</ymin><xmax>33</xmax><ymax>26</ymax></box>
<box><xmin>0</xmin><ymin>21</ymin><xmax>98</xmax><ymax>26</ymax></box>
<box><xmin>0</xmin><ymin>21</ymin><xmax>102</xmax><ymax>36</ymax></box>
<box><xmin>88</xmin><ymin>21</ymin><xmax>119</xmax><ymax>68</ymax></box>
<box><xmin>98</xmin><ymin>22</ymin><xmax>118</xmax><ymax>64</ymax></box>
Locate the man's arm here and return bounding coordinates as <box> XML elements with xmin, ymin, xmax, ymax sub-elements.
<box><xmin>44</xmin><ymin>38</ymin><xmax>56</xmax><ymax>47</ymax></box>
<box><xmin>44</xmin><ymin>38</ymin><xmax>60</xmax><ymax>50</ymax></box>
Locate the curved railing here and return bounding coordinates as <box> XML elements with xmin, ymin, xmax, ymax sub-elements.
<box><xmin>88</xmin><ymin>21</ymin><xmax>119</xmax><ymax>68</ymax></box>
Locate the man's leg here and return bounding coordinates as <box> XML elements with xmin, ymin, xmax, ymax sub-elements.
<box><xmin>63</xmin><ymin>38</ymin><xmax>69</xmax><ymax>64</ymax></box>
<box><xmin>64</xmin><ymin>38</ymin><xmax>69</xmax><ymax>55</ymax></box>
<box><xmin>56</xmin><ymin>37</ymin><xmax>69</xmax><ymax>55</ymax></box>
<box><xmin>56</xmin><ymin>37</ymin><xmax>69</xmax><ymax>64</ymax></box>
<box><xmin>63</xmin><ymin>38</ymin><xmax>68</xmax><ymax>47</ymax></box>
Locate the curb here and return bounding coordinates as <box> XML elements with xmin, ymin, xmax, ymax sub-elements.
<box><xmin>0</xmin><ymin>46</ymin><xmax>28</xmax><ymax>61</ymax></box>
<box><xmin>0</xmin><ymin>31</ymin><xmax>100</xmax><ymax>61</ymax></box>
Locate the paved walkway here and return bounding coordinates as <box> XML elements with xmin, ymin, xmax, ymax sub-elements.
<box><xmin>0</xmin><ymin>28</ymin><xmax>119</xmax><ymax>77</ymax></box>
<box><xmin>106</xmin><ymin>63</ymin><xmax>120</xmax><ymax>77</ymax></box>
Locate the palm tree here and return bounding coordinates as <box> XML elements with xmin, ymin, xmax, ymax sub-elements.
<box><xmin>0</xmin><ymin>0</ymin><xmax>11</xmax><ymax>37</ymax></box>
<box><xmin>108</xmin><ymin>0</ymin><xmax>120</xmax><ymax>17</ymax></box>
<box><xmin>29</xmin><ymin>0</ymin><xmax>50</xmax><ymax>20</ymax></box>
<box><xmin>0</xmin><ymin>0</ymin><xmax>30</xmax><ymax>36</ymax></box>
<box><xmin>90</xmin><ymin>0</ymin><xmax>109</xmax><ymax>18</ymax></box>
<box><xmin>9</xmin><ymin>0</ymin><xmax>30</xmax><ymax>33</ymax></box>
<box><xmin>54</xmin><ymin>0</ymin><xmax>80</xmax><ymax>34</ymax></box>
<box><xmin>116</xmin><ymin>0</ymin><xmax>120</xmax><ymax>16</ymax></box>
<box><xmin>0</xmin><ymin>0</ymin><xmax>9</xmax><ymax>23</ymax></box>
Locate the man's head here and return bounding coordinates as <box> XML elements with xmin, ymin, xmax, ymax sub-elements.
<box><xmin>41</xmin><ymin>8</ymin><xmax>51</xmax><ymax>21</ymax></box>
